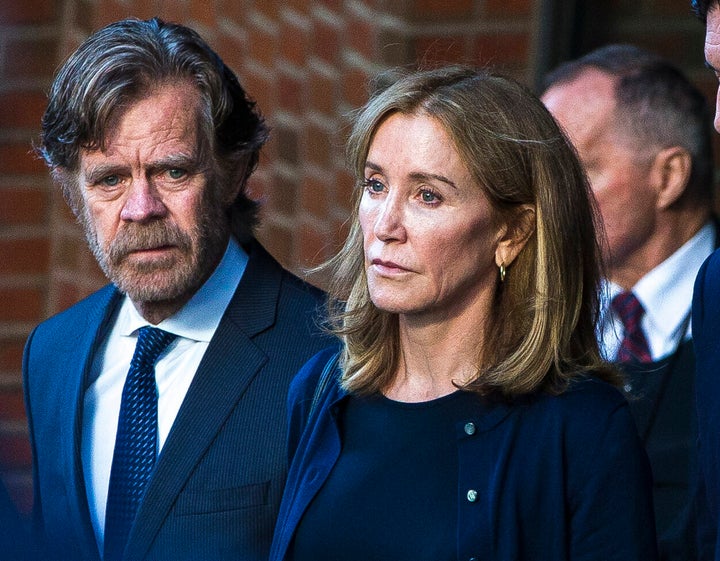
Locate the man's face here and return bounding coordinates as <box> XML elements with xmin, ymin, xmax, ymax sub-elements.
<box><xmin>76</xmin><ymin>82</ymin><xmax>230</xmax><ymax>309</ymax></box>
<box><xmin>542</xmin><ymin>68</ymin><xmax>658</xmax><ymax>273</ymax></box>
<box><xmin>706</xmin><ymin>6</ymin><xmax>720</xmax><ymax>132</ymax></box>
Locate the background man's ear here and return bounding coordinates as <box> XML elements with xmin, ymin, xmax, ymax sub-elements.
<box><xmin>651</xmin><ymin>146</ymin><xmax>692</xmax><ymax>210</ymax></box>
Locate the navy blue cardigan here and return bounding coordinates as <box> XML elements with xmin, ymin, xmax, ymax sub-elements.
<box><xmin>270</xmin><ymin>348</ymin><xmax>659</xmax><ymax>561</ymax></box>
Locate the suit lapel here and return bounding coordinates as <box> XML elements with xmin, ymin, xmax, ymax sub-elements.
<box><xmin>61</xmin><ymin>285</ymin><xmax>121</xmax><ymax>560</ymax></box>
<box><xmin>126</xmin><ymin>241</ymin><xmax>283</xmax><ymax>559</ymax></box>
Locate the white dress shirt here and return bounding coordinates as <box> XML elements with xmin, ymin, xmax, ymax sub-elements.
<box><xmin>81</xmin><ymin>238</ymin><xmax>248</xmax><ymax>551</ymax></box>
<box><xmin>599</xmin><ymin>222</ymin><xmax>715</xmax><ymax>362</ymax></box>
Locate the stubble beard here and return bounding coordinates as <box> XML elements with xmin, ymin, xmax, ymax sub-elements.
<box><xmin>81</xmin><ymin>193</ymin><xmax>229</xmax><ymax>307</ymax></box>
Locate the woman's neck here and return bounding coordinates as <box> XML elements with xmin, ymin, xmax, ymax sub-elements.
<box><xmin>384</xmin><ymin>313</ymin><xmax>486</xmax><ymax>403</ymax></box>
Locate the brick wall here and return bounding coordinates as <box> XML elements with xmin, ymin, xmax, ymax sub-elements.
<box><xmin>0</xmin><ymin>0</ymin><xmax>709</xmax><ymax>515</ymax></box>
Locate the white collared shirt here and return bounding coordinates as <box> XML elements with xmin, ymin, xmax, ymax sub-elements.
<box><xmin>81</xmin><ymin>238</ymin><xmax>248</xmax><ymax>551</ymax></box>
<box><xmin>599</xmin><ymin>222</ymin><xmax>715</xmax><ymax>362</ymax></box>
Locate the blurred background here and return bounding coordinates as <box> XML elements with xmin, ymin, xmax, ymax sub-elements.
<box><xmin>0</xmin><ymin>0</ymin><xmax>712</xmax><ymax>514</ymax></box>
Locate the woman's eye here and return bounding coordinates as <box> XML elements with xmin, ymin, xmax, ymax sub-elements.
<box><xmin>364</xmin><ymin>178</ymin><xmax>385</xmax><ymax>193</ymax></box>
<box><xmin>420</xmin><ymin>189</ymin><xmax>439</xmax><ymax>203</ymax></box>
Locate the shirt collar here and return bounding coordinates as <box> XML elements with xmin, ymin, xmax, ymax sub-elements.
<box><xmin>606</xmin><ymin>221</ymin><xmax>715</xmax><ymax>340</ymax></box>
<box><xmin>116</xmin><ymin>237</ymin><xmax>249</xmax><ymax>342</ymax></box>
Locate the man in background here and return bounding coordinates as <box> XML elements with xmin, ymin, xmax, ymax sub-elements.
<box><xmin>542</xmin><ymin>44</ymin><xmax>717</xmax><ymax>560</ymax></box>
<box><xmin>23</xmin><ymin>17</ymin><xmax>331</xmax><ymax>561</ymax></box>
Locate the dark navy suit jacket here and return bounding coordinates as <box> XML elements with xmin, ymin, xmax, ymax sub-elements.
<box><xmin>270</xmin><ymin>348</ymin><xmax>659</xmax><ymax>561</ymax></box>
<box><xmin>692</xmin><ymin>248</ymin><xmax>720</xmax><ymax>560</ymax></box>
<box><xmin>22</xmin><ymin>240</ymin><xmax>332</xmax><ymax>561</ymax></box>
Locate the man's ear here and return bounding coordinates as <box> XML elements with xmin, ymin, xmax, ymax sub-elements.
<box><xmin>650</xmin><ymin>146</ymin><xmax>692</xmax><ymax>210</ymax></box>
<box><xmin>494</xmin><ymin>204</ymin><xmax>536</xmax><ymax>269</ymax></box>
<box><xmin>52</xmin><ymin>166</ymin><xmax>83</xmax><ymax>217</ymax></box>
<box><xmin>222</xmin><ymin>156</ymin><xmax>251</xmax><ymax>205</ymax></box>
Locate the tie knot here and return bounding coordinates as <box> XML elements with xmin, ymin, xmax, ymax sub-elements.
<box><xmin>611</xmin><ymin>291</ymin><xmax>645</xmax><ymax>328</ymax></box>
<box><xmin>132</xmin><ymin>326</ymin><xmax>176</xmax><ymax>370</ymax></box>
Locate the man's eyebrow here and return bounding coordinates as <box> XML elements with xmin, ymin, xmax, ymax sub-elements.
<box><xmin>83</xmin><ymin>163</ymin><xmax>123</xmax><ymax>183</ymax></box>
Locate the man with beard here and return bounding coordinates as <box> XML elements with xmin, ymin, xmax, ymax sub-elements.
<box><xmin>22</xmin><ymin>17</ymin><xmax>332</xmax><ymax>561</ymax></box>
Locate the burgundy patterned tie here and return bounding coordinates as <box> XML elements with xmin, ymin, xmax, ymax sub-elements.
<box><xmin>611</xmin><ymin>291</ymin><xmax>652</xmax><ymax>363</ymax></box>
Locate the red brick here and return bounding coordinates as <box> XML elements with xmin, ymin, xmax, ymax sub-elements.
<box><xmin>414</xmin><ymin>35</ymin><xmax>470</xmax><ymax>66</ymax></box>
<box><xmin>247</xmin><ymin>24</ymin><xmax>278</xmax><ymax>68</ymax></box>
<box><xmin>342</xmin><ymin>68</ymin><xmax>373</xmax><ymax>109</ymax></box>
<box><xmin>0</xmin><ymin>91</ymin><xmax>46</xmax><ymax>130</ymax></box>
<box><xmin>216</xmin><ymin>31</ymin><xmax>248</xmax><ymax>76</ymax></box>
<box><xmin>279</xmin><ymin>19</ymin><xmax>309</xmax><ymax>67</ymax></box>
<box><xmin>284</xmin><ymin>0</ymin><xmax>310</xmax><ymax>14</ymax></box>
<box><xmin>474</xmin><ymin>31</ymin><xmax>530</xmax><ymax>66</ymax></box>
<box><xmin>257</xmin><ymin>222</ymin><xmax>293</xmax><ymax>267</ymax></box>
<box><xmin>334</xmin><ymin>170</ymin><xmax>356</xmax><ymax>213</ymax></box>
<box><xmin>300</xmin><ymin>176</ymin><xmax>330</xmax><ymax>218</ymax></box>
<box><xmin>318</xmin><ymin>0</ymin><xmax>343</xmax><ymax>11</ymax></box>
<box><xmin>92</xmin><ymin>0</ymin><xmax>133</xmax><ymax>27</ymax></box>
<box><xmin>160</xmin><ymin>3</ymin><xmax>196</xmax><ymax>26</ymax></box>
<box><xmin>253</xmin><ymin>0</ymin><xmax>282</xmax><ymax>20</ymax></box>
<box><xmin>0</xmin><ymin>0</ymin><xmax>56</xmax><ymax>25</ymax></box>
<box><xmin>485</xmin><ymin>0</ymin><xmax>533</xmax><ymax>17</ymax></box>
<box><xmin>4</xmin><ymin>37</ymin><xmax>60</xmax><ymax>80</ymax></box>
<box><xmin>0</xmin><ymin>142</ymin><xmax>45</xmax><ymax>175</ymax></box>
<box><xmin>347</xmin><ymin>16</ymin><xmax>376</xmax><ymax>59</ymax></box>
<box><xmin>0</xmin><ymin>435</ymin><xmax>32</xmax><ymax>470</ymax></box>
<box><xmin>0</xmin><ymin>340</ymin><xmax>24</xmax><ymax>373</ymax></box>
<box><xmin>52</xmin><ymin>279</ymin><xmax>82</xmax><ymax>314</ymax></box>
<box><xmin>0</xmin><ymin>188</ymin><xmax>48</xmax><ymax>226</ymax></box>
<box><xmin>0</xmin><ymin>390</ymin><xmax>28</xmax><ymax>423</ymax></box>
<box><xmin>0</xmin><ymin>239</ymin><xmax>49</xmax><ymax>275</ymax></box>
<box><xmin>413</xmin><ymin>0</ymin><xmax>474</xmax><ymax>19</ymax></box>
<box><xmin>298</xmin><ymin>225</ymin><xmax>333</xmax><ymax>266</ymax></box>
<box><xmin>243</xmin><ymin>70</ymin><xmax>277</xmax><ymax>124</ymax></box>
<box><xmin>377</xmin><ymin>29</ymin><xmax>410</xmax><ymax>66</ymax></box>
<box><xmin>189</xmin><ymin>1</ymin><xmax>217</xmax><ymax>28</ymax></box>
<box><xmin>278</xmin><ymin>73</ymin><xmax>304</xmax><ymax>113</ymax></box>
<box><xmin>127</xmin><ymin>0</ymin><xmax>160</xmax><ymax>21</ymax></box>
<box><xmin>309</xmin><ymin>72</ymin><xmax>337</xmax><ymax>116</ymax></box>
<box><xmin>267</xmin><ymin>173</ymin><xmax>298</xmax><ymax>217</ymax></box>
<box><xmin>0</xmin><ymin>288</ymin><xmax>44</xmax><ymax>322</ymax></box>
<box><xmin>305</xmin><ymin>124</ymin><xmax>333</xmax><ymax>167</ymax></box>
<box><xmin>312</xmin><ymin>19</ymin><xmax>341</xmax><ymax>64</ymax></box>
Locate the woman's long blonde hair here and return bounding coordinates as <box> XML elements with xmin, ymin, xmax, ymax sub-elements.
<box><xmin>322</xmin><ymin>66</ymin><xmax>618</xmax><ymax>398</ymax></box>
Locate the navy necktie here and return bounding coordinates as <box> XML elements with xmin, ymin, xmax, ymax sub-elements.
<box><xmin>104</xmin><ymin>326</ymin><xmax>176</xmax><ymax>561</ymax></box>
<box><xmin>611</xmin><ymin>291</ymin><xmax>652</xmax><ymax>364</ymax></box>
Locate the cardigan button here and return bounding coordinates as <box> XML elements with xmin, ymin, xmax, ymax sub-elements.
<box><xmin>466</xmin><ymin>489</ymin><xmax>478</xmax><ymax>502</ymax></box>
<box><xmin>464</xmin><ymin>422</ymin><xmax>476</xmax><ymax>435</ymax></box>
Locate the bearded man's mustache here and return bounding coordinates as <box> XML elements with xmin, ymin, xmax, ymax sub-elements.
<box><xmin>108</xmin><ymin>221</ymin><xmax>193</xmax><ymax>265</ymax></box>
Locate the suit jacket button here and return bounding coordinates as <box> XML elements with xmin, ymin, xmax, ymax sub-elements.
<box><xmin>464</xmin><ymin>422</ymin><xmax>476</xmax><ymax>435</ymax></box>
<box><xmin>466</xmin><ymin>489</ymin><xmax>478</xmax><ymax>502</ymax></box>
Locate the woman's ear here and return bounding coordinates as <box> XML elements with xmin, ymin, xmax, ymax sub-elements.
<box><xmin>495</xmin><ymin>205</ymin><xmax>536</xmax><ymax>269</ymax></box>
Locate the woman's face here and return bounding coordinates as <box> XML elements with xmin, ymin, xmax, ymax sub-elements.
<box><xmin>359</xmin><ymin>112</ymin><xmax>504</xmax><ymax>321</ymax></box>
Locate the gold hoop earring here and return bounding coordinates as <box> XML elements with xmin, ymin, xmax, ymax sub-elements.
<box><xmin>499</xmin><ymin>263</ymin><xmax>506</xmax><ymax>283</ymax></box>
